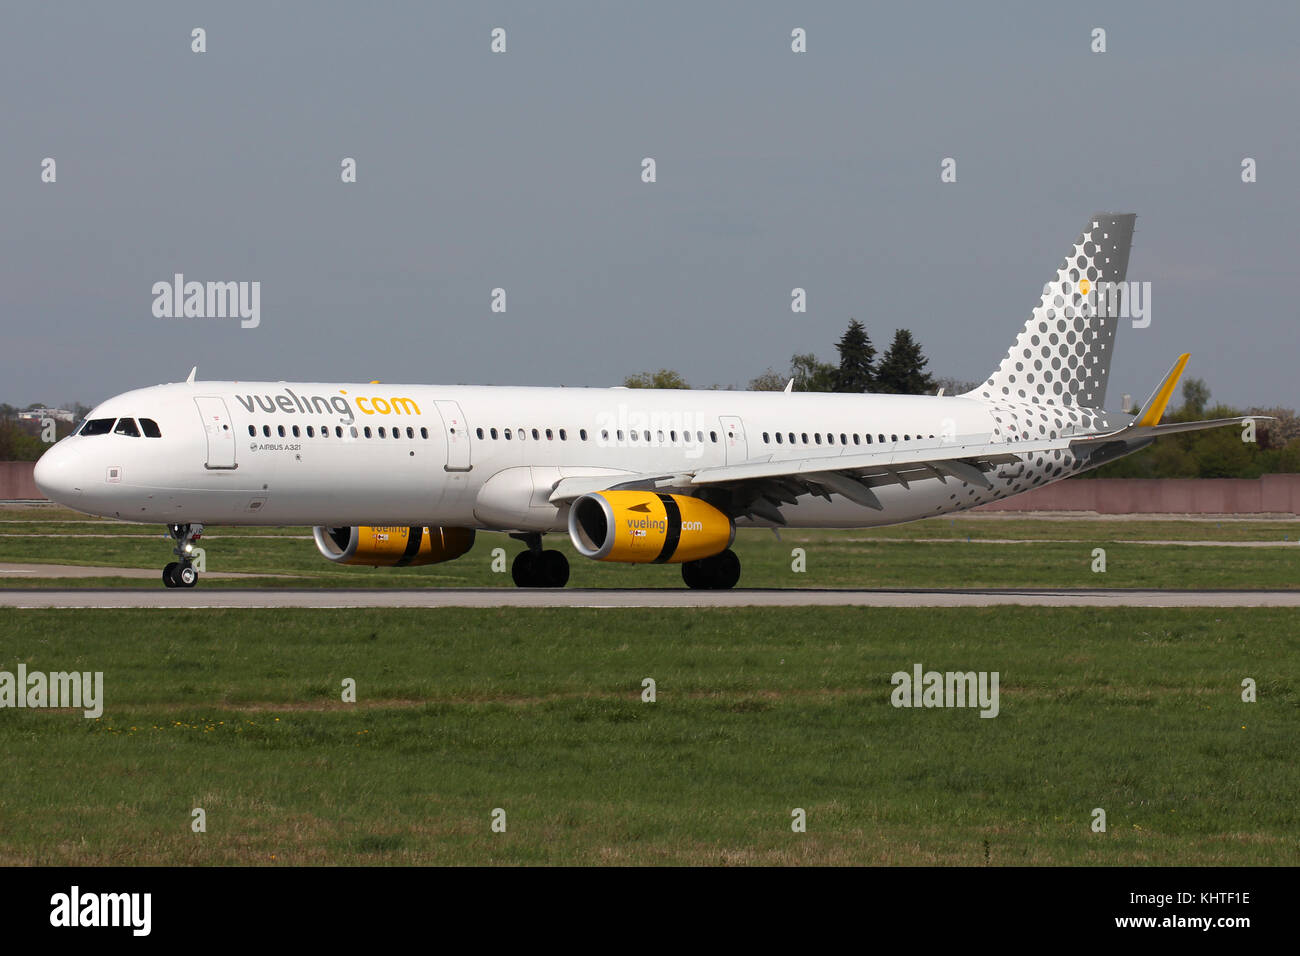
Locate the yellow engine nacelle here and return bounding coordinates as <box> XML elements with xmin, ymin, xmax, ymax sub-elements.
<box><xmin>312</xmin><ymin>525</ymin><xmax>475</xmax><ymax>567</ymax></box>
<box><xmin>568</xmin><ymin>491</ymin><xmax>734</xmax><ymax>564</ymax></box>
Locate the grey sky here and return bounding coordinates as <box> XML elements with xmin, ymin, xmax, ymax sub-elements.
<box><xmin>3</xmin><ymin>2</ymin><xmax>1297</xmax><ymax>411</ymax></box>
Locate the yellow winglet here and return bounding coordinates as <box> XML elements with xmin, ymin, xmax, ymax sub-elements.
<box><xmin>1137</xmin><ymin>353</ymin><xmax>1190</xmax><ymax>426</ymax></box>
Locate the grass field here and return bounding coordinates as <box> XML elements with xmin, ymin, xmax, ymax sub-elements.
<box><xmin>0</xmin><ymin>607</ymin><xmax>1296</xmax><ymax>865</ymax></box>
<box><xmin>1</xmin><ymin>506</ymin><xmax>1297</xmax><ymax>590</ymax></box>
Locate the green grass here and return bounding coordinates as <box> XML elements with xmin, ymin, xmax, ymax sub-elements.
<box><xmin>0</xmin><ymin>607</ymin><xmax>1296</xmax><ymax>865</ymax></box>
<box><xmin>1</xmin><ymin>508</ymin><xmax>1297</xmax><ymax>589</ymax></box>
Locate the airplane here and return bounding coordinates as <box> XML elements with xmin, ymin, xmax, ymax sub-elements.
<box><xmin>33</xmin><ymin>213</ymin><xmax>1260</xmax><ymax>590</ymax></box>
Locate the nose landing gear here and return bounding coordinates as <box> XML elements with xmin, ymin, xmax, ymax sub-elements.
<box><xmin>162</xmin><ymin>523</ymin><xmax>203</xmax><ymax>588</ymax></box>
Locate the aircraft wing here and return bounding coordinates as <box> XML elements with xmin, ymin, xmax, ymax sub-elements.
<box><xmin>548</xmin><ymin>355</ymin><xmax>1267</xmax><ymax>523</ymax></box>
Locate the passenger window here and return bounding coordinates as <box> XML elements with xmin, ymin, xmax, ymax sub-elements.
<box><xmin>114</xmin><ymin>418</ymin><xmax>140</xmax><ymax>437</ymax></box>
<box><xmin>363</xmin><ymin>427</ymin><xmax>372</xmax><ymax>439</ymax></box>
<box><xmin>292</xmin><ymin>425</ymin><xmax>301</xmax><ymax>438</ymax></box>
<box><xmin>559</xmin><ymin>429</ymin><xmax>567</xmax><ymax>441</ymax></box>
<box><xmin>140</xmin><ymin>418</ymin><xmax>162</xmax><ymax>438</ymax></box>
<box><xmin>579</xmin><ymin>429</ymin><xmax>587</xmax><ymax>441</ymax></box>
<box><xmin>504</xmin><ymin>429</ymin><xmax>512</xmax><ymax>440</ymax></box>
<box><xmin>853</xmin><ymin>434</ymin><xmax>860</xmax><ymax>445</ymax></box>
<box><xmin>800</xmin><ymin>433</ymin><xmax>808</xmax><ymax>444</ymax></box>
<box><xmin>476</xmin><ymin>428</ymin><xmax>484</xmax><ymax>439</ymax></box>
<box><xmin>775</xmin><ymin>433</ymin><xmax>783</xmax><ymax>444</ymax></box>
<box><xmin>656</xmin><ymin>430</ymin><xmax>664</xmax><ymax>443</ymax></box>
<box><xmin>263</xmin><ymin>425</ymin><xmax>271</xmax><ymax>437</ymax></box>
<box><xmin>532</xmin><ymin>428</ymin><xmax>540</xmax><ymax>440</ymax></box>
<box><xmin>407</xmin><ymin>427</ymin><xmax>415</xmax><ymax>439</ymax></box>
<box><xmin>277</xmin><ymin>425</ymin><xmax>286</xmax><ymax>438</ymax></box>
<box><xmin>762</xmin><ymin>432</ymin><xmax>769</xmax><ymax>443</ymax></box>
<box><xmin>878</xmin><ymin>434</ymin><xmax>885</xmax><ymax>443</ymax></box>
<box><xmin>545</xmin><ymin>428</ymin><xmax>553</xmax><ymax>440</ymax></box>
<box><xmin>247</xmin><ymin>425</ymin><xmax>256</xmax><ymax>437</ymax></box>
<box><xmin>629</xmin><ymin>430</ymin><xmax>637</xmax><ymax>442</ymax></box>
<box><xmin>350</xmin><ymin>427</ymin><xmax>359</xmax><ymax>438</ymax></box>
<box><xmin>644</xmin><ymin>430</ymin><xmax>651</xmax><ymax>442</ymax></box>
<box><xmin>490</xmin><ymin>428</ymin><xmax>499</xmax><ymax>440</ymax></box>
<box><xmin>710</xmin><ymin>431</ymin><xmax>718</xmax><ymax>443</ymax></box>
<box><xmin>865</xmin><ymin>434</ymin><xmax>872</xmax><ymax>444</ymax></box>
<box><xmin>307</xmin><ymin>426</ymin><xmax>315</xmax><ymax>437</ymax></box>
<box><xmin>891</xmin><ymin>434</ymin><xmax>898</xmax><ymax>442</ymax></box>
<box><xmin>814</xmin><ymin>434</ymin><xmax>822</xmax><ymax>444</ymax></box>
<box><xmin>840</xmin><ymin>433</ymin><xmax>847</xmax><ymax>445</ymax></box>
<box><xmin>617</xmin><ymin>430</ymin><xmax>624</xmax><ymax>441</ymax></box>
<box><xmin>697</xmin><ymin>431</ymin><xmax>704</xmax><ymax>443</ymax></box>
<box><xmin>335</xmin><ymin>426</ymin><xmax>343</xmax><ymax>438</ymax></box>
<box><xmin>518</xmin><ymin>428</ymin><xmax>527</xmax><ymax>442</ymax></box>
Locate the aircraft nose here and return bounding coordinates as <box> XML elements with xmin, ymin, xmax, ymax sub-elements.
<box><xmin>33</xmin><ymin>442</ymin><xmax>83</xmax><ymax>504</ymax></box>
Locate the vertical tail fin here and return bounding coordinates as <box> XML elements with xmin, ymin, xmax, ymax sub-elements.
<box><xmin>967</xmin><ymin>212</ymin><xmax>1136</xmax><ymax>410</ymax></box>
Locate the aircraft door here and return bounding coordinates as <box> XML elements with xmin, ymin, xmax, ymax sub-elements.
<box><xmin>435</xmin><ymin>400</ymin><xmax>472</xmax><ymax>472</ymax></box>
<box><xmin>719</xmin><ymin>415</ymin><xmax>748</xmax><ymax>465</ymax></box>
<box><xmin>194</xmin><ymin>396</ymin><xmax>237</xmax><ymax>469</ymax></box>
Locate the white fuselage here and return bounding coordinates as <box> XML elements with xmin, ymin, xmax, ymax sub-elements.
<box><xmin>33</xmin><ymin>381</ymin><xmax>1123</xmax><ymax>531</ymax></box>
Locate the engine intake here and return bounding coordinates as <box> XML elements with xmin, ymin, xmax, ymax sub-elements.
<box><xmin>568</xmin><ymin>491</ymin><xmax>733</xmax><ymax>564</ymax></box>
<box><xmin>312</xmin><ymin>525</ymin><xmax>475</xmax><ymax>567</ymax></box>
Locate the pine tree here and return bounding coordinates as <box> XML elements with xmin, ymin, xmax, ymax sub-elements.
<box><xmin>874</xmin><ymin>329</ymin><xmax>935</xmax><ymax>395</ymax></box>
<box><xmin>833</xmin><ymin>319</ymin><xmax>875</xmax><ymax>393</ymax></box>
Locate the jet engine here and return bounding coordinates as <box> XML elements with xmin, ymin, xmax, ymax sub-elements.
<box><xmin>312</xmin><ymin>525</ymin><xmax>475</xmax><ymax>567</ymax></box>
<box><xmin>568</xmin><ymin>490</ymin><xmax>733</xmax><ymax>563</ymax></box>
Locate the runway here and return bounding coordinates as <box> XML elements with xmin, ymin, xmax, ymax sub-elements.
<box><xmin>4</xmin><ymin>587</ymin><xmax>1300</xmax><ymax>608</ymax></box>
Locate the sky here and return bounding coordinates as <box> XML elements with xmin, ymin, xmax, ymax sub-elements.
<box><xmin>3</xmin><ymin>1</ymin><xmax>1297</xmax><ymax>412</ymax></box>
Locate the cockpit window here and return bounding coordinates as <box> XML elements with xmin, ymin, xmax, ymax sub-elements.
<box><xmin>114</xmin><ymin>418</ymin><xmax>141</xmax><ymax>437</ymax></box>
<box><xmin>140</xmin><ymin>418</ymin><xmax>162</xmax><ymax>438</ymax></box>
<box><xmin>79</xmin><ymin>418</ymin><xmax>115</xmax><ymax>436</ymax></box>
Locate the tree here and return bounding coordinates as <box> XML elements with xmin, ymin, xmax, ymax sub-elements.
<box><xmin>932</xmin><ymin>376</ymin><xmax>978</xmax><ymax>396</ymax></box>
<box><xmin>874</xmin><ymin>329</ymin><xmax>935</xmax><ymax>395</ymax></box>
<box><xmin>789</xmin><ymin>353</ymin><xmax>836</xmax><ymax>392</ymax></box>
<box><xmin>624</xmin><ymin>369</ymin><xmax>689</xmax><ymax>389</ymax></box>
<box><xmin>748</xmin><ymin>368</ymin><xmax>787</xmax><ymax>391</ymax></box>
<box><xmin>833</xmin><ymin>319</ymin><xmax>875</xmax><ymax>393</ymax></box>
<box><xmin>1180</xmin><ymin>378</ymin><xmax>1210</xmax><ymax>418</ymax></box>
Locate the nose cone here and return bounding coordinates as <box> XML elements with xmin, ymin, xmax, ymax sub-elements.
<box><xmin>33</xmin><ymin>442</ymin><xmax>82</xmax><ymax>505</ymax></box>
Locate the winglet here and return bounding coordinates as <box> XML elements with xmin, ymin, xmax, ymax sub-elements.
<box><xmin>186</xmin><ymin>366</ymin><xmax>197</xmax><ymax>384</ymax></box>
<box><xmin>1136</xmin><ymin>353</ymin><xmax>1190</xmax><ymax>427</ymax></box>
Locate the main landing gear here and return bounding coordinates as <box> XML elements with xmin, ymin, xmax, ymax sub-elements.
<box><xmin>681</xmin><ymin>548</ymin><xmax>741</xmax><ymax>590</ymax></box>
<box><xmin>162</xmin><ymin>523</ymin><xmax>203</xmax><ymax>589</ymax></box>
<box><xmin>509</xmin><ymin>532</ymin><xmax>570</xmax><ymax>588</ymax></box>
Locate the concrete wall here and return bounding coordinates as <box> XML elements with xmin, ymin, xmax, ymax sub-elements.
<box><xmin>0</xmin><ymin>461</ymin><xmax>42</xmax><ymax>499</ymax></box>
<box><xmin>975</xmin><ymin>474</ymin><xmax>1300</xmax><ymax>515</ymax></box>
<box><xmin>4</xmin><ymin>458</ymin><xmax>1299</xmax><ymax>514</ymax></box>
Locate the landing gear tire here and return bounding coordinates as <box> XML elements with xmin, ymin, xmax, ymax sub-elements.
<box><xmin>511</xmin><ymin>550</ymin><xmax>537</xmax><ymax>587</ymax></box>
<box><xmin>162</xmin><ymin>523</ymin><xmax>204</xmax><ymax>589</ymax></box>
<box><xmin>539</xmin><ymin>550</ymin><xmax>569</xmax><ymax>588</ymax></box>
<box><xmin>682</xmin><ymin>549</ymin><xmax>741</xmax><ymax>590</ymax></box>
<box><xmin>511</xmin><ymin>549</ymin><xmax>570</xmax><ymax>588</ymax></box>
